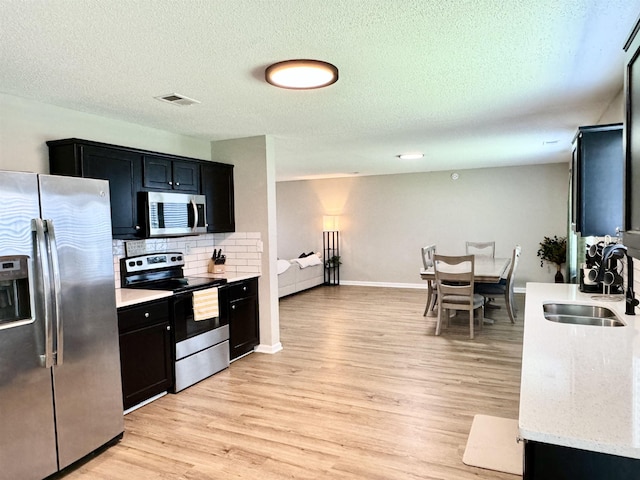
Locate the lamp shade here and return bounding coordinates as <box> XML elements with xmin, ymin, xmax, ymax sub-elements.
<box><xmin>323</xmin><ymin>215</ymin><xmax>339</xmax><ymax>231</ymax></box>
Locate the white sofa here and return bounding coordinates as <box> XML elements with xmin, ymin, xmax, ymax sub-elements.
<box><xmin>277</xmin><ymin>255</ymin><xmax>324</xmax><ymax>298</ymax></box>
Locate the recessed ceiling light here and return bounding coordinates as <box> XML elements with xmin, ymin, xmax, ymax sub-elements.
<box><xmin>397</xmin><ymin>153</ymin><xmax>424</xmax><ymax>160</ymax></box>
<box><xmin>265</xmin><ymin>59</ymin><xmax>338</xmax><ymax>89</ymax></box>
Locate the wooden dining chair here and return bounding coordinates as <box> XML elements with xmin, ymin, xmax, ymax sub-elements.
<box><xmin>421</xmin><ymin>244</ymin><xmax>437</xmax><ymax>315</ymax></box>
<box><xmin>433</xmin><ymin>254</ymin><xmax>484</xmax><ymax>339</ymax></box>
<box><xmin>476</xmin><ymin>245</ymin><xmax>522</xmax><ymax>323</ymax></box>
<box><xmin>465</xmin><ymin>241</ymin><xmax>495</xmax><ymax>258</ymax></box>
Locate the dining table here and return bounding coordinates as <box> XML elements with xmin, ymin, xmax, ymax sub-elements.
<box><xmin>420</xmin><ymin>256</ymin><xmax>511</xmax><ymax>317</ymax></box>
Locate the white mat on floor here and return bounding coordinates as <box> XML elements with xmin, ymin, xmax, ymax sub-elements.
<box><xmin>462</xmin><ymin>414</ymin><xmax>523</xmax><ymax>476</ymax></box>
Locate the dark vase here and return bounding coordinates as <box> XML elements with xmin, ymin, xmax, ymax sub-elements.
<box><xmin>555</xmin><ymin>268</ymin><xmax>564</xmax><ymax>283</ymax></box>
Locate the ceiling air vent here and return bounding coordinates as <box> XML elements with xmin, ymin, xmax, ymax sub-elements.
<box><xmin>154</xmin><ymin>93</ymin><xmax>201</xmax><ymax>106</ymax></box>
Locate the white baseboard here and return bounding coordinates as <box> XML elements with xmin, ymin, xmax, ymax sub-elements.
<box><xmin>254</xmin><ymin>342</ymin><xmax>283</xmax><ymax>354</ymax></box>
<box><xmin>339</xmin><ymin>280</ymin><xmax>526</xmax><ymax>294</ymax></box>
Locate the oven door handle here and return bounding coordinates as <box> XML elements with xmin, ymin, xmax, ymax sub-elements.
<box><xmin>190</xmin><ymin>198</ymin><xmax>199</xmax><ymax>232</ymax></box>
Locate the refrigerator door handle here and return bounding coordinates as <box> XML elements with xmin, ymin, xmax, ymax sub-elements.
<box><xmin>44</xmin><ymin>219</ymin><xmax>63</xmax><ymax>366</ymax></box>
<box><xmin>32</xmin><ymin>218</ymin><xmax>54</xmax><ymax>369</ymax></box>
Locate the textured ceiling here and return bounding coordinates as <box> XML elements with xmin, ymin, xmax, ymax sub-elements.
<box><xmin>1</xmin><ymin>0</ymin><xmax>638</xmax><ymax>181</ymax></box>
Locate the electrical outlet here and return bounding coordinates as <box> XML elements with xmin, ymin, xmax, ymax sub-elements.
<box><xmin>125</xmin><ymin>240</ymin><xmax>146</xmax><ymax>257</ymax></box>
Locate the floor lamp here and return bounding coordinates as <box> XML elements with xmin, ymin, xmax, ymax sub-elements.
<box><xmin>323</xmin><ymin>216</ymin><xmax>340</xmax><ymax>285</ymax></box>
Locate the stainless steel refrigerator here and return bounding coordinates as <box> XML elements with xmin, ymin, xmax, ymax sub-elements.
<box><xmin>0</xmin><ymin>171</ymin><xmax>124</xmax><ymax>480</ymax></box>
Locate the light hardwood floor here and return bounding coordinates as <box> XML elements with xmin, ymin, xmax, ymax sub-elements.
<box><xmin>61</xmin><ymin>286</ymin><xmax>524</xmax><ymax>480</ymax></box>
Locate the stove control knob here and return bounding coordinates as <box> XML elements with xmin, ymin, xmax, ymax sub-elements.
<box><xmin>128</xmin><ymin>261</ymin><xmax>135</xmax><ymax>267</ymax></box>
<box><xmin>177</xmin><ymin>256</ymin><xmax>182</xmax><ymax>261</ymax></box>
<box><xmin>136</xmin><ymin>260</ymin><xmax>143</xmax><ymax>266</ymax></box>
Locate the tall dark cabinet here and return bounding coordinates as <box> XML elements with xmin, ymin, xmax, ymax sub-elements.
<box><xmin>571</xmin><ymin>124</ymin><xmax>624</xmax><ymax>237</ymax></box>
<box><xmin>623</xmin><ymin>18</ymin><xmax>640</xmax><ymax>258</ymax></box>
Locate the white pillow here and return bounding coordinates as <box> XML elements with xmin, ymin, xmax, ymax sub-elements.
<box><xmin>277</xmin><ymin>259</ymin><xmax>291</xmax><ymax>274</ymax></box>
<box><xmin>291</xmin><ymin>254</ymin><xmax>323</xmax><ymax>268</ymax></box>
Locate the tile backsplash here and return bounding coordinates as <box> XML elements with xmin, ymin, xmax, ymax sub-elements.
<box><xmin>113</xmin><ymin>232</ymin><xmax>262</xmax><ymax>288</ymax></box>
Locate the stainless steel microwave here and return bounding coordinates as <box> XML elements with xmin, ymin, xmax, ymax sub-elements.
<box><xmin>140</xmin><ymin>191</ymin><xmax>207</xmax><ymax>237</ymax></box>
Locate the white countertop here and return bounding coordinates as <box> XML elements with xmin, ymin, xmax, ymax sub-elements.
<box><xmin>115</xmin><ymin>273</ymin><xmax>260</xmax><ymax>308</ymax></box>
<box><xmin>519</xmin><ymin>282</ymin><xmax>640</xmax><ymax>459</ymax></box>
<box><xmin>193</xmin><ymin>272</ymin><xmax>260</xmax><ymax>283</ymax></box>
<box><xmin>115</xmin><ymin>288</ymin><xmax>173</xmax><ymax>309</ymax></box>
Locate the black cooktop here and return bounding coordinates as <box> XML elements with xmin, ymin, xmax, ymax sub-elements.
<box><xmin>127</xmin><ymin>276</ymin><xmax>226</xmax><ymax>293</ymax></box>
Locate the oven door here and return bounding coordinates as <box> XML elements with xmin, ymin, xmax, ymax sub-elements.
<box><xmin>172</xmin><ymin>290</ymin><xmax>227</xmax><ymax>344</ymax></box>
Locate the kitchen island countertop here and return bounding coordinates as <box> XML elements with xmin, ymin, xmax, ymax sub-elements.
<box><xmin>519</xmin><ymin>282</ymin><xmax>640</xmax><ymax>459</ymax></box>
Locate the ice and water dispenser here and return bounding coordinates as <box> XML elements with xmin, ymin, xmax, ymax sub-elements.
<box><xmin>0</xmin><ymin>256</ymin><xmax>32</xmax><ymax>327</ymax></box>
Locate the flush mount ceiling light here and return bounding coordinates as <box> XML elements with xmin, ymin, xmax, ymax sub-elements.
<box><xmin>265</xmin><ymin>59</ymin><xmax>338</xmax><ymax>89</ymax></box>
<box><xmin>397</xmin><ymin>153</ymin><xmax>424</xmax><ymax>160</ymax></box>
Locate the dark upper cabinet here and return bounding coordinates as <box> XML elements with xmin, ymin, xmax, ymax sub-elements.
<box><xmin>47</xmin><ymin>138</ymin><xmax>236</xmax><ymax>238</ymax></box>
<box><xmin>200</xmin><ymin>162</ymin><xmax>235</xmax><ymax>233</ymax></box>
<box><xmin>47</xmin><ymin>140</ymin><xmax>143</xmax><ymax>237</ymax></box>
<box><xmin>143</xmin><ymin>155</ymin><xmax>199</xmax><ymax>193</ymax></box>
<box><xmin>571</xmin><ymin>124</ymin><xmax>623</xmax><ymax>237</ymax></box>
<box><xmin>623</xmin><ymin>19</ymin><xmax>640</xmax><ymax>257</ymax></box>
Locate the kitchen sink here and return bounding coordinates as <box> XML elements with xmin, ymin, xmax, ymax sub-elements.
<box><xmin>542</xmin><ymin>303</ymin><xmax>626</xmax><ymax>327</ymax></box>
<box><xmin>543</xmin><ymin>303</ymin><xmax>617</xmax><ymax>318</ymax></box>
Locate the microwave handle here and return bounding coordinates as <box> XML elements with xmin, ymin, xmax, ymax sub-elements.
<box><xmin>190</xmin><ymin>198</ymin><xmax>198</xmax><ymax>232</ymax></box>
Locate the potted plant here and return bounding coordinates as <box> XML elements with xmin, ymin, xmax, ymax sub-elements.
<box><xmin>536</xmin><ymin>235</ymin><xmax>567</xmax><ymax>283</ymax></box>
<box><xmin>326</xmin><ymin>255</ymin><xmax>342</xmax><ymax>268</ymax></box>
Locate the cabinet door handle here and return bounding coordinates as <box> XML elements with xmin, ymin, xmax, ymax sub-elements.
<box><xmin>168</xmin><ymin>181</ymin><xmax>173</xmax><ymax>186</ymax></box>
<box><xmin>166</xmin><ymin>325</ymin><xmax>171</xmax><ymax>331</ymax></box>
<box><xmin>175</xmin><ymin>182</ymin><xmax>180</xmax><ymax>186</ymax></box>
<box><xmin>135</xmin><ymin>225</ymin><xmax>141</xmax><ymax>230</ymax></box>
<box><xmin>144</xmin><ymin>312</ymin><xmax>149</xmax><ymax>318</ymax></box>
<box><xmin>243</xmin><ymin>286</ymin><xmax>247</xmax><ymax>291</ymax></box>
<box><xmin>231</xmin><ymin>305</ymin><xmax>236</xmax><ymax>310</ymax></box>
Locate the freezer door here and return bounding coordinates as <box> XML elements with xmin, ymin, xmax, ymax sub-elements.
<box><xmin>0</xmin><ymin>171</ymin><xmax>58</xmax><ymax>480</ymax></box>
<box><xmin>38</xmin><ymin>175</ymin><xmax>124</xmax><ymax>470</ymax></box>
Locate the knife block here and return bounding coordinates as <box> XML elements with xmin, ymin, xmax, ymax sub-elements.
<box><xmin>208</xmin><ymin>260</ymin><xmax>225</xmax><ymax>274</ymax></box>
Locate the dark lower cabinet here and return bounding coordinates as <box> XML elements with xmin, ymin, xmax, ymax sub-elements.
<box><xmin>524</xmin><ymin>440</ymin><xmax>640</xmax><ymax>480</ymax></box>
<box><xmin>221</xmin><ymin>278</ymin><xmax>259</xmax><ymax>360</ymax></box>
<box><xmin>117</xmin><ymin>299</ymin><xmax>173</xmax><ymax>411</ymax></box>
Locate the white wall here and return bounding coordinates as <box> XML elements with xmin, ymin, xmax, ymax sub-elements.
<box><xmin>0</xmin><ymin>93</ymin><xmax>212</xmax><ymax>173</ymax></box>
<box><xmin>597</xmin><ymin>88</ymin><xmax>624</xmax><ymax>125</ymax></box>
<box><xmin>277</xmin><ymin>163</ymin><xmax>570</xmax><ymax>289</ymax></box>
<box><xmin>211</xmin><ymin>136</ymin><xmax>281</xmax><ymax>354</ymax></box>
